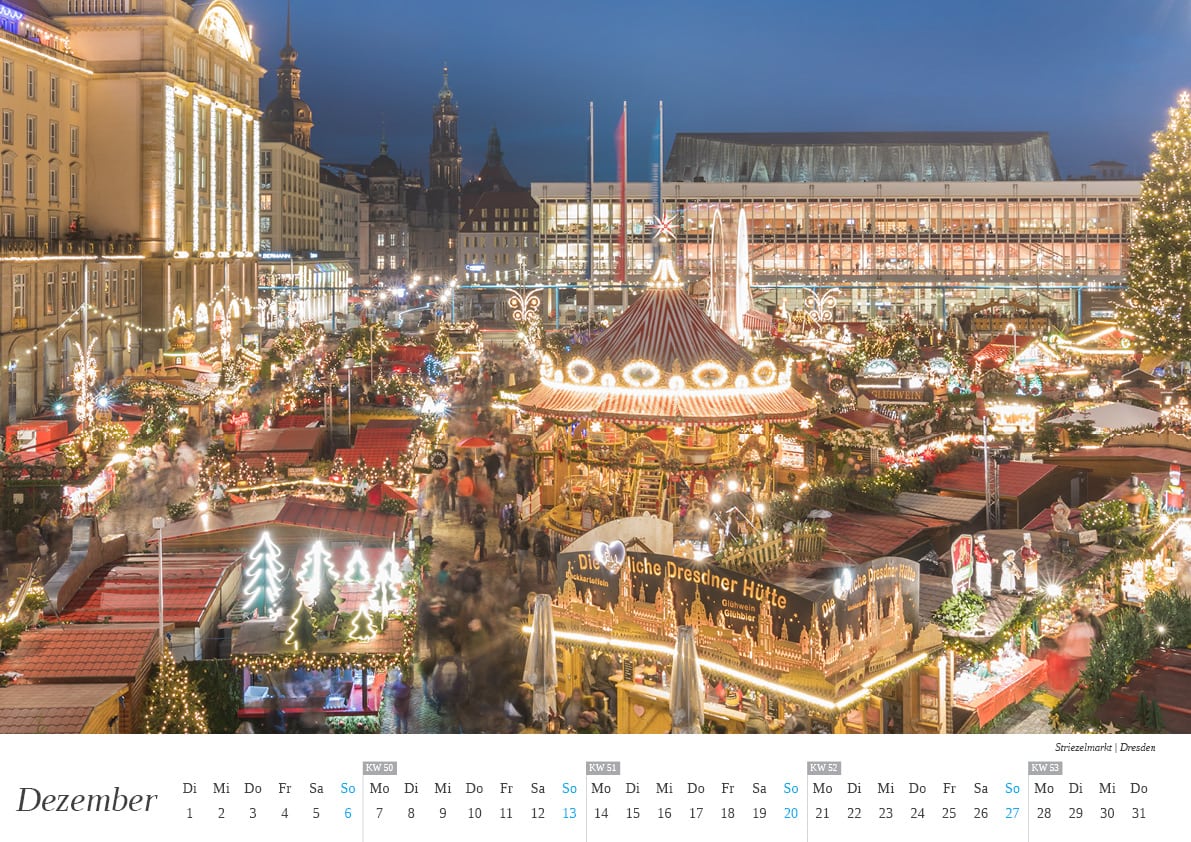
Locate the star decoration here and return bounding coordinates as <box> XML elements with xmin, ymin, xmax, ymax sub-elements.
<box><xmin>651</xmin><ymin>213</ymin><xmax>677</xmax><ymax>242</ymax></box>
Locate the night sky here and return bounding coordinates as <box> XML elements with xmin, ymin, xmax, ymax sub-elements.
<box><xmin>234</xmin><ymin>0</ymin><xmax>1191</xmax><ymax>183</ymax></box>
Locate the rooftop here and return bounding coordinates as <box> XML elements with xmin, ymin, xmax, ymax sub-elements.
<box><xmin>932</xmin><ymin>460</ymin><xmax>1058</xmax><ymax>498</ymax></box>
<box><xmin>1</xmin><ymin>625</ymin><xmax>160</xmax><ymax>683</ymax></box>
<box><xmin>0</xmin><ymin>683</ymin><xmax>128</xmax><ymax>734</ymax></box>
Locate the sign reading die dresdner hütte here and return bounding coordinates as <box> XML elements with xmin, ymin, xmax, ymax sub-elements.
<box><xmin>554</xmin><ymin>549</ymin><xmax>921</xmax><ymax>680</ymax></box>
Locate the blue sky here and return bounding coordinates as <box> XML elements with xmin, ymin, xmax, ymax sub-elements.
<box><xmin>234</xmin><ymin>0</ymin><xmax>1191</xmax><ymax>182</ymax></box>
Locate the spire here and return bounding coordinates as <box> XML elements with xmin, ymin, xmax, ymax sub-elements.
<box><xmin>486</xmin><ymin>127</ymin><xmax>503</xmax><ymax>168</ymax></box>
<box><xmin>280</xmin><ymin>0</ymin><xmax>297</xmax><ymax>64</ymax></box>
<box><xmin>439</xmin><ymin>63</ymin><xmax>452</xmax><ymax>103</ymax></box>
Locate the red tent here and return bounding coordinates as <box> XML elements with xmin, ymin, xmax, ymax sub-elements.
<box><xmin>367</xmin><ymin>482</ymin><xmax>417</xmax><ymax>508</ymax></box>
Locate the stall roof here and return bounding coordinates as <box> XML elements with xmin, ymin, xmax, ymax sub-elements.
<box><xmin>238</xmin><ymin>427</ymin><xmax>326</xmax><ymax>453</ymax></box>
<box><xmin>231</xmin><ymin>616</ymin><xmax>405</xmax><ymax>657</ymax></box>
<box><xmin>932</xmin><ymin>461</ymin><xmax>1058</xmax><ymax>498</ymax></box>
<box><xmin>1088</xmin><ymin>648</ymin><xmax>1191</xmax><ymax>733</ymax></box>
<box><xmin>0</xmin><ymin>684</ymin><xmax>129</xmax><ymax>734</ymax></box>
<box><xmin>928</xmin><ymin>529</ymin><xmax>1110</xmax><ymax>636</ymax></box>
<box><xmin>895</xmin><ymin>492</ymin><xmax>989</xmax><ymax>523</ymax></box>
<box><xmin>58</xmin><ymin>553</ymin><xmax>241</xmax><ymax>626</ymax></box>
<box><xmin>819</xmin><ymin>511</ymin><xmax>951</xmax><ymax>564</ymax></box>
<box><xmin>156</xmin><ymin>496</ymin><xmax>407</xmax><ymax>546</ymax></box>
<box><xmin>0</xmin><ymin>625</ymin><xmax>161</xmax><ymax>683</ymax></box>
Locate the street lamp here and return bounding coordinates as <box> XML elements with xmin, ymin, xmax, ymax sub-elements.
<box><xmin>345</xmin><ymin>354</ymin><xmax>354</xmax><ymax>446</ymax></box>
<box><xmin>7</xmin><ymin>359</ymin><xmax>16</xmax><ymax>425</ymax></box>
<box><xmin>151</xmin><ymin>516</ymin><xmax>167</xmax><ymax>656</ymax></box>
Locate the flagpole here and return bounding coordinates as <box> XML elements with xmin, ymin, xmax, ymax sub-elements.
<box><xmin>586</xmin><ymin>101</ymin><xmax>594</xmax><ymax>320</ymax></box>
<box><xmin>619</xmin><ymin>100</ymin><xmax>627</xmax><ymax>290</ymax></box>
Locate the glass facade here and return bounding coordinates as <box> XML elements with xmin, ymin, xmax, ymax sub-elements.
<box><xmin>532</xmin><ymin>181</ymin><xmax>1136</xmax><ymax>323</ymax></box>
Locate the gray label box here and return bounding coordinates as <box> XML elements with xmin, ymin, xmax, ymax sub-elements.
<box><xmin>1028</xmin><ymin>762</ymin><xmax>1063</xmax><ymax>775</ymax></box>
<box><xmin>587</xmin><ymin>762</ymin><xmax>621</xmax><ymax>775</ymax></box>
<box><xmin>807</xmin><ymin>762</ymin><xmax>842</xmax><ymax>775</ymax></box>
<box><xmin>362</xmin><ymin>762</ymin><xmax>398</xmax><ymax>776</ymax></box>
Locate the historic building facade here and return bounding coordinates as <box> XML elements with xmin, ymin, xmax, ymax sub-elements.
<box><xmin>256</xmin><ymin>6</ymin><xmax>349</xmax><ymax>332</ymax></box>
<box><xmin>49</xmin><ymin>0</ymin><xmax>264</xmax><ymax>367</ymax></box>
<box><xmin>0</xmin><ymin>0</ymin><xmax>258</xmax><ymax>421</ymax></box>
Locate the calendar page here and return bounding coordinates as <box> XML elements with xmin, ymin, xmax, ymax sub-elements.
<box><xmin>1</xmin><ymin>734</ymin><xmax>1173</xmax><ymax>840</ymax></box>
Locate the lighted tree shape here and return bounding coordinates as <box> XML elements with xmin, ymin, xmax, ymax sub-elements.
<box><xmin>143</xmin><ymin>655</ymin><xmax>209</xmax><ymax>734</ymax></box>
<box><xmin>368</xmin><ymin>564</ymin><xmax>399</xmax><ymax>620</ymax></box>
<box><xmin>1121</xmin><ymin>91</ymin><xmax>1191</xmax><ymax>360</ymax></box>
<box><xmin>241</xmin><ymin>532</ymin><xmax>285</xmax><ymax>618</ymax></box>
<box><xmin>284</xmin><ymin>601</ymin><xmax>317</xmax><ymax>651</ymax></box>
<box><xmin>347</xmin><ymin>604</ymin><xmax>376</xmax><ymax>641</ymax></box>
<box><xmin>343</xmin><ymin>548</ymin><xmax>370</xmax><ymax>584</ymax></box>
<box><xmin>296</xmin><ymin>541</ymin><xmax>338</xmax><ymax>603</ymax></box>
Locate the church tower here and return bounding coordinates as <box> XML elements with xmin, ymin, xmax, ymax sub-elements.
<box><xmin>430</xmin><ymin>65</ymin><xmax>462</xmax><ymax>190</ymax></box>
<box><xmin>261</xmin><ymin>2</ymin><xmax>313</xmax><ymax>149</ymax></box>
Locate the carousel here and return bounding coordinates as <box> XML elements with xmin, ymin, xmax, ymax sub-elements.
<box><xmin>518</xmin><ymin>248</ymin><xmax>816</xmax><ymax>545</ymax></box>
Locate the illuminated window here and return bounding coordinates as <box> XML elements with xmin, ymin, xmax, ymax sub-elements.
<box><xmin>1</xmin><ymin>110</ymin><xmax>10</xmax><ymax>145</ymax></box>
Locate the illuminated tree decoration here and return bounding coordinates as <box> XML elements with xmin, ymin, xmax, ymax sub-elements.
<box><xmin>1121</xmin><ymin>91</ymin><xmax>1191</xmax><ymax>358</ymax></box>
<box><xmin>72</xmin><ymin>338</ymin><xmax>99</xmax><ymax>427</ymax></box>
<box><xmin>296</xmin><ymin>541</ymin><xmax>337</xmax><ymax>603</ymax></box>
<box><xmin>343</xmin><ymin>548</ymin><xmax>370</xmax><ymax>584</ymax></box>
<box><xmin>241</xmin><ymin>532</ymin><xmax>286</xmax><ymax>618</ymax></box>
<box><xmin>368</xmin><ymin>552</ymin><xmax>400</xmax><ymax>619</ymax></box>
<box><xmin>284</xmin><ymin>600</ymin><xmax>318</xmax><ymax>651</ymax></box>
<box><xmin>347</xmin><ymin>604</ymin><xmax>377</xmax><ymax>641</ymax></box>
<box><xmin>143</xmin><ymin>655</ymin><xmax>210</xmax><ymax>734</ymax></box>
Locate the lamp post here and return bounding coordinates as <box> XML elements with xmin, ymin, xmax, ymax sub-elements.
<box><xmin>345</xmin><ymin>354</ymin><xmax>354</xmax><ymax>447</ymax></box>
<box><xmin>151</xmin><ymin>516</ymin><xmax>166</xmax><ymax>656</ymax></box>
<box><xmin>7</xmin><ymin>359</ymin><xmax>16</xmax><ymax>425</ymax></box>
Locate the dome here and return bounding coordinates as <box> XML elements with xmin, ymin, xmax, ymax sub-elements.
<box><xmin>369</xmin><ymin>142</ymin><xmax>400</xmax><ymax>178</ymax></box>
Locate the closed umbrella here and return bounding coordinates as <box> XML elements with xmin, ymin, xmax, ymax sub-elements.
<box><xmin>669</xmin><ymin>625</ymin><xmax>705</xmax><ymax>734</ymax></box>
<box><xmin>522</xmin><ymin>593</ymin><xmax>558</xmax><ymax>727</ymax></box>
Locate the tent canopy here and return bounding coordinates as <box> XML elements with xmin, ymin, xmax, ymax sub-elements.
<box><xmin>1050</xmin><ymin>402</ymin><xmax>1160</xmax><ymax>431</ymax></box>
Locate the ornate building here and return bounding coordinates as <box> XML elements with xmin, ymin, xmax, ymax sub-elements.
<box><xmin>456</xmin><ymin>127</ymin><xmax>538</xmax><ymax>319</ymax></box>
<box><xmin>48</xmin><ymin>0</ymin><xmax>264</xmax><ymax>364</ymax></box>
<box><xmin>255</xmin><ymin>3</ymin><xmax>348</xmax><ymax>331</ymax></box>
<box><xmin>1</xmin><ymin>0</ymin><xmax>262</xmax><ymax>421</ymax></box>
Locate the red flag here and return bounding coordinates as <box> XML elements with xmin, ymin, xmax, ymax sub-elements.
<box><xmin>616</xmin><ymin>103</ymin><xmax>627</xmax><ymax>285</ymax></box>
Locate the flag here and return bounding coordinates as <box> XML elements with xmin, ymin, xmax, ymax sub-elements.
<box><xmin>616</xmin><ymin>103</ymin><xmax>627</xmax><ymax>285</ymax></box>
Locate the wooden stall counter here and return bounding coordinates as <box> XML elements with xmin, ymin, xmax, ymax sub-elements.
<box><xmin>616</xmin><ymin>681</ymin><xmax>748</xmax><ymax>734</ymax></box>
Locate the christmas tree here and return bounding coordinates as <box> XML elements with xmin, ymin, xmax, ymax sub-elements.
<box><xmin>276</xmin><ymin>570</ymin><xmax>300</xmax><ymax>618</ymax></box>
<box><xmin>347</xmin><ymin>604</ymin><xmax>376</xmax><ymax>641</ymax></box>
<box><xmin>1121</xmin><ymin>91</ymin><xmax>1191</xmax><ymax>359</ymax></box>
<box><xmin>433</xmin><ymin>321</ymin><xmax>454</xmax><ymax>363</ymax></box>
<box><xmin>241</xmin><ymin>532</ymin><xmax>285</xmax><ymax>618</ymax></box>
<box><xmin>313</xmin><ymin>576</ymin><xmax>341</xmax><ymax>617</ymax></box>
<box><xmin>284</xmin><ymin>601</ymin><xmax>318</xmax><ymax>651</ymax></box>
<box><xmin>143</xmin><ymin>655</ymin><xmax>210</xmax><ymax>734</ymax></box>
<box><xmin>296</xmin><ymin>541</ymin><xmax>337</xmax><ymax>603</ymax></box>
<box><xmin>343</xmin><ymin>548</ymin><xmax>370</xmax><ymax>584</ymax></box>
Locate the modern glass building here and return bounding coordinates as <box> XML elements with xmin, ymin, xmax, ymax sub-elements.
<box><xmin>532</xmin><ymin>180</ymin><xmax>1136</xmax><ymax>326</ymax></box>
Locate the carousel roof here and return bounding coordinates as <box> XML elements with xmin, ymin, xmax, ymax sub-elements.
<box><xmin>519</xmin><ymin>254</ymin><xmax>815</xmax><ymax>424</ymax></box>
<box><xmin>581</xmin><ymin>275</ymin><xmax>755</xmax><ymax>372</ymax></box>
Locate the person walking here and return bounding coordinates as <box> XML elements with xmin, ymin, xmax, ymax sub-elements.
<box><xmin>389</xmin><ymin>670</ymin><xmax>412</xmax><ymax>734</ymax></box>
<box><xmin>470</xmin><ymin>505</ymin><xmax>488</xmax><ymax>562</ymax></box>
<box><xmin>457</xmin><ymin>470</ymin><xmax>476</xmax><ymax>525</ymax></box>
<box><xmin>533</xmin><ymin>528</ymin><xmax>553</xmax><ymax>586</ymax></box>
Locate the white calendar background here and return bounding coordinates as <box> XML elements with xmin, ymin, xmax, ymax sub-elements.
<box><xmin>1</xmin><ymin>734</ymin><xmax>1174</xmax><ymax>840</ymax></box>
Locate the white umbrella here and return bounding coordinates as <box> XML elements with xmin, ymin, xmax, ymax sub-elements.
<box><xmin>522</xmin><ymin>593</ymin><xmax>558</xmax><ymax>726</ymax></box>
<box><xmin>1050</xmin><ymin>401</ymin><xmax>1160</xmax><ymax>431</ymax></box>
<box><xmin>669</xmin><ymin>625</ymin><xmax>705</xmax><ymax>734</ymax></box>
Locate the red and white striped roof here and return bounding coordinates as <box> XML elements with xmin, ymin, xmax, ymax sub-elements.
<box><xmin>519</xmin><ymin>380</ymin><xmax>813</xmax><ymax>424</ymax></box>
<box><xmin>582</xmin><ymin>284</ymin><xmax>755</xmax><ymax>372</ymax></box>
